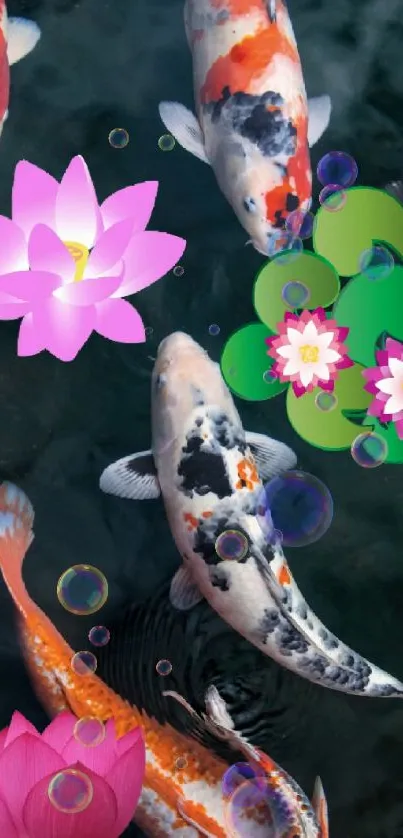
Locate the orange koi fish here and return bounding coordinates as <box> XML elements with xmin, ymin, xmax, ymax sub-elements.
<box><xmin>0</xmin><ymin>480</ymin><xmax>328</xmax><ymax>836</ymax></box>
<box><xmin>159</xmin><ymin>0</ymin><xmax>331</xmax><ymax>254</ymax></box>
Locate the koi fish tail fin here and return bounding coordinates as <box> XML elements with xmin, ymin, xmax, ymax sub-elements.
<box><xmin>312</xmin><ymin>776</ymin><xmax>329</xmax><ymax>838</ymax></box>
<box><xmin>0</xmin><ymin>482</ymin><xmax>34</xmax><ymax>589</ymax></box>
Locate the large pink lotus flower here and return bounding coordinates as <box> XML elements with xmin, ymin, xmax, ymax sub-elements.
<box><xmin>0</xmin><ymin>156</ymin><xmax>186</xmax><ymax>361</ymax></box>
<box><xmin>265</xmin><ymin>308</ymin><xmax>353</xmax><ymax>397</ymax></box>
<box><xmin>0</xmin><ymin>710</ymin><xmax>145</xmax><ymax>838</ymax></box>
<box><xmin>362</xmin><ymin>337</ymin><xmax>403</xmax><ymax>439</ymax></box>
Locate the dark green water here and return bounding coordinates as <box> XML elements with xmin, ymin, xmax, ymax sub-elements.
<box><xmin>1</xmin><ymin>0</ymin><xmax>403</xmax><ymax>836</ymax></box>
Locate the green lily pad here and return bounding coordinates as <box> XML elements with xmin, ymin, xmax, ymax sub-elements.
<box><xmin>313</xmin><ymin>187</ymin><xmax>403</xmax><ymax>276</ymax></box>
<box><xmin>361</xmin><ymin>415</ymin><xmax>403</xmax><ymax>464</ymax></box>
<box><xmin>333</xmin><ymin>265</ymin><xmax>403</xmax><ymax>368</ymax></box>
<box><xmin>286</xmin><ymin>362</ymin><xmax>371</xmax><ymax>450</ymax></box>
<box><xmin>254</xmin><ymin>251</ymin><xmax>340</xmax><ymax>334</ymax></box>
<box><xmin>221</xmin><ymin>323</ymin><xmax>288</xmax><ymax>401</ymax></box>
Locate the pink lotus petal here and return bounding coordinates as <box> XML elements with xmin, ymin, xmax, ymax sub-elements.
<box><xmin>61</xmin><ymin>723</ymin><xmax>118</xmax><ymax>777</ymax></box>
<box><xmin>114</xmin><ymin>231</ymin><xmax>186</xmax><ymax>297</ymax></box>
<box><xmin>395</xmin><ymin>416</ymin><xmax>403</xmax><ymax>439</ymax></box>
<box><xmin>18</xmin><ymin>298</ymin><xmax>96</xmax><ymax>361</ymax></box>
<box><xmin>318</xmin><ymin>379</ymin><xmax>334</xmax><ymax>392</ymax></box>
<box><xmin>42</xmin><ymin>713</ymin><xmax>77</xmax><ymax>753</ymax></box>
<box><xmin>18</xmin><ymin>312</ymin><xmax>46</xmax><ymax>356</ymax></box>
<box><xmin>100</xmin><ymin>181</ymin><xmax>159</xmax><ymax>233</ymax></box>
<box><xmin>292</xmin><ymin>381</ymin><xmax>306</xmax><ymax>397</ymax></box>
<box><xmin>12</xmin><ymin>161</ymin><xmax>58</xmax><ymax>239</ymax></box>
<box><xmin>105</xmin><ymin>733</ymin><xmax>145</xmax><ymax>835</ymax></box>
<box><xmin>385</xmin><ymin>338</ymin><xmax>403</xmax><ymax>358</ymax></box>
<box><xmin>0</xmin><ymin>216</ymin><xmax>28</xmax><ymax>273</ymax></box>
<box><xmin>115</xmin><ymin>726</ymin><xmax>143</xmax><ymax>757</ymax></box>
<box><xmin>84</xmin><ymin>219</ymin><xmax>135</xmax><ymax>277</ymax></box>
<box><xmin>0</xmin><ymin>729</ymin><xmax>8</xmax><ymax>754</ymax></box>
<box><xmin>4</xmin><ymin>711</ymin><xmax>40</xmax><ymax>748</ymax></box>
<box><xmin>95</xmin><ymin>298</ymin><xmax>145</xmax><ymax>343</ymax></box>
<box><xmin>28</xmin><ymin>224</ymin><xmax>75</xmax><ymax>283</ymax></box>
<box><xmin>22</xmin><ymin>764</ymin><xmax>118</xmax><ymax>838</ymax></box>
<box><xmin>55</xmin><ymin>156</ymin><xmax>102</xmax><ymax>249</ymax></box>
<box><xmin>0</xmin><ymin>293</ymin><xmax>30</xmax><ymax>319</ymax></box>
<box><xmin>0</xmin><ymin>271</ymin><xmax>61</xmax><ymax>301</ymax></box>
<box><xmin>0</xmin><ymin>733</ymin><xmax>66</xmax><ymax>831</ymax></box>
<box><xmin>54</xmin><ymin>275</ymin><xmax>122</xmax><ymax>306</ymax></box>
<box><xmin>0</xmin><ymin>794</ymin><xmax>18</xmax><ymax>837</ymax></box>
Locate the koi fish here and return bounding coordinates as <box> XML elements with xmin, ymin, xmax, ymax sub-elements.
<box><xmin>158</xmin><ymin>0</ymin><xmax>331</xmax><ymax>255</ymax></box>
<box><xmin>0</xmin><ymin>481</ymin><xmax>328</xmax><ymax>837</ymax></box>
<box><xmin>101</xmin><ymin>331</ymin><xmax>403</xmax><ymax>699</ymax></box>
<box><xmin>0</xmin><ymin>4</ymin><xmax>40</xmax><ymax>136</ymax></box>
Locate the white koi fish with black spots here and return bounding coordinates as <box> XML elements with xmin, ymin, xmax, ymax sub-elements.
<box><xmin>100</xmin><ymin>332</ymin><xmax>403</xmax><ymax>699</ymax></box>
<box><xmin>158</xmin><ymin>0</ymin><xmax>331</xmax><ymax>255</ymax></box>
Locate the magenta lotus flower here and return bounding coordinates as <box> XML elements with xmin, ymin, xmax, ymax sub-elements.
<box><xmin>362</xmin><ymin>337</ymin><xmax>403</xmax><ymax>439</ymax></box>
<box><xmin>265</xmin><ymin>308</ymin><xmax>354</xmax><ymax>397</ymax></box>
<box><xmin>0</xmin><ymin>156</ymin><xmax>186</xmax><ymax>361</ymax></box>
<box><xmin>0</xmin><ymin>710</ymin><xmax>145</xmax><ymax>838</ymax></box>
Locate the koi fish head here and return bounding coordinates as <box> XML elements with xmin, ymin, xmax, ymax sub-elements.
<box><xmin>151</xmin><ymin>332</ymin><xmax>238</xmax><ymax>459</ymax></box>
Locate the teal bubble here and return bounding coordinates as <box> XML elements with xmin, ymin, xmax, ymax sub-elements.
<box><xmin>315</xmin><ymin>391</ymin><xmax>338</xmax><ymax>412</ymax></box>
<box><xmin>351</xmin><ymin>432</ymin><xmax>388</xmax><ymax>468</ymax></box>
<box><xmin>108</xmin><ymin>128</ymin><xmax>129</xmax><ymax>148</ymax></box>
<box><xmin>319</xmin><ymin>185</ymin><xmax>346</xmax><ymax>211</ymax></box>
<box><xmin>359</xmin><ymin>246</ymin><xmax>394</xmax><ymax>280</ymax></box>
<box><xmin>57</xmin><ymin>565</ymin><xmax>108</xmax><ymax>616</ymax></box>
<box><xmin>281</xmin><ymin>280</ymin><xmax>310</xmax><ymax>309</ymax></box>
<box><xmin>158</xmin><ymin>134</ymin><xmax>175</xmax><ymax>151</ymax></box>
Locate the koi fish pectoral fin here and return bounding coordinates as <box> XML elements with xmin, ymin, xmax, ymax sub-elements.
<box><xmin>307</xmin><ymin>95</ymin><xmax>332</xmax><ymax>147</ymax></box>
<box><xmin>7</xmin><ymin>17</ymin><xmax>41</xmax><ymax>66</ymax></box>
<box><xmin>169</xmin><ymin>564</ymin><xmax>204</xmax><ymax>610</ymax></box>
<box><xmin>245</xmin><ymin>431</ymin><xmax>297</xmax><ymax>481</ymax></box>
<box><xmin>99</xmin><ymin>450</ymin><xmax>161</xmax><ymax>500</ymax></box>
<box><xmin>158</xmin><ymin>101</ymin><xmax>211</xmax><ymax>164</ymax></box>
<box><xmin>312</xmin><ymin>776</ymin><xmax>329</xmax><ymax>838</ymax></box>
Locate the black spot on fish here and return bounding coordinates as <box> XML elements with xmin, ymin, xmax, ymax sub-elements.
<box><xmin>195</xmin><ymin>416</ymin><xmax>203</xmax><ymax>427</ymax></box>
<box><xmin>296</xmin><ymin>603</ymin><xmax>308</xmax><ymax>621</ymax></box>
<box><xmin>178</xmin><ymin>435</ymin><xmax>233</xmax><ymax>499</ymax></box>
<box><xmin>285</xmin><ymin>193</ymin><xmax>300</xmax><ymax>212</ymax></box>
<box><xmin>273</xmin><ymin>210</ymin><xmax>286</xmax><ymax>229</ymax></box>
<box><xmin>279</xmin><ymin>624</ymin><xmax>309</xmax><ymax>655</ymax></box>
<box><xmin>259</xmin><ymin>608</ymin><xmax>280</xmax><ymax>639</ymax></box>
<box><xmin>370</xmin><ymin>683</ymin><xmax>403</xmax><ymax>697</ymax></box>
<box><xmin>207</xmin><ymin>89</ymin><xmax>296</xmax><ymax>158</ymax></box>
<box><xmin>207</xmin><ymin>408</ymin><xmax>247</xmax><ymax>453</ymax></box>
<box><xmin>210</xmin><ymin>568</ymin><xmax>231</xmax><ymax>592</ymax></box>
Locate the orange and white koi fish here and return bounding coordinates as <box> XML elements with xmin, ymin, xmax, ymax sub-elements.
<box><xmin>0</xmin><ymin>481</ymin><xmax>328</xmax><ymax>836</ymax></box>
<box><xmin>101</xmin><ymin>332</ymin><xmax>403</xmax><ymax>699</ymax></box>
<box><xmin>158</xmin><ymin>0</ymin><xmax>331</xmax><ymax>255</ymax></box>
<box><xmin>0</xmin><ymin>4</ymin><xmax>40</xmax><ymax>136</ymax></box>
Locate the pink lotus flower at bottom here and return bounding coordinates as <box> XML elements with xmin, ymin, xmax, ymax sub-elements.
<box><xmin>0</xmin><ymin>710</ymin><xmax>145</xmax><ymax>838</ymax></box>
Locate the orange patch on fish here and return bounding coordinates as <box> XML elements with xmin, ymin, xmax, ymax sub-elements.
<box><xmin>184</xmin><ymin>512</ymin><xmax>199</xmax><ymax>531</ymax></box>
<box><xmin>202</xmin><ymin>510</ymin><xmax>213</xmax><ymax>518</ymax></box>
<box><xmin>278</xmin><ymin>562</ymin><xmax>291</xmax><ymax>586</ymax></box>
<box><xmin>236</xmin><ymin>458</ymin><xmax>259</xmax><ymax>490</ymax></box>
<box><xmin>200</xmin><ymin>26</ymin><xmax>298</xmax><ymax>104</ymax></box>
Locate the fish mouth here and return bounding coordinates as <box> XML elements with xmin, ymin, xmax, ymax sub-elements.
<box><xmin>155</xmin><ymin>332</ymin><xmax>209</xmax><ymax>375</ymax></box>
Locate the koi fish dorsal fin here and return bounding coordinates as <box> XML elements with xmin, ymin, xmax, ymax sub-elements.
<box><xmin>312</xmin><ymin>776</ymin><xmax>329</xmax><ymax>837</ymax></box>
<box><xmin>245</xmin><ymin>431</ymin><xmax>297</xmax><ymax>481</ymax></box>
<box><xmin>99</xmin><ymin>450</ymin><xmax>161</xmax><ymax>500</ymax></box>
<box><xmin>307</xmin><ymin>95</ymin><xmax>332</xmax><ymax>147</ymax></box>
<box><xmin>158</xmin><ymin>101</ymin><xmax>211</xmax><ymax>164</ymax></box>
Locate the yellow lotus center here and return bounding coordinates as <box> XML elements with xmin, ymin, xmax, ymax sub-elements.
<box><xmin>64</xmin><ymin>241</ymin><xmax>89</xmax><ymax>282</ymax></box>
<box><xmin>299</xmin><ymin>344</ymin><xmax>319</xmax><ymax>364</ymax></box>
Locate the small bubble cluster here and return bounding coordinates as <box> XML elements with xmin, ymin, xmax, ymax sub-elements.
<box><xmin>173</xmin><ymin>265</ymin><xmax>184</xmax><ymax>276</ymax></box>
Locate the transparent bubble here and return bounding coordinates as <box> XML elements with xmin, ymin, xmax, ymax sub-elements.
<box><xmin>262</xmin><ymin>369</ymin><xmax>278</xmax><ymax>384</ymax></box>
<box><xmin>88</xmin><ymin>625</ymin><xmax>110</xmax><ymax>647</ymax></box>
<box><xmin>315</xmin><ymin>391</ymin><xmax>338</xmax><ymax>412</ymax></box>
<box><xmin>48</xmin><ymin>769</ymin><xmax>93</xmax><ymax>814</ymax></box>
<box><xmin>175</xmin><ymin>757</ymin><xmax>188</xmax><ymax>770</ymax></box>
<box><xmin>317</xmin><ymin>151</ymin><xmax>358</xmax><ymax>187</ymax></box>
<box><xmin>215</xmin><ymin>529</ymin><xmax>249</xmax><ymax>561</ymax></box>
<box><xmin>57</xmin><ymin>565</ymin><xmax>108</xmax><ymax>616</ymax></box>
<box><xmin>260</xmin><ymin>470</ymin><xmax>333</xmax><ymax>548</ymax></box>
<box><xmin>145</xmin><ymin>326</ymin><xmax>154</xmax><ymax>337</ymax></box>
<box><xmin>173</xmin><ymin>265</ymin><xmax>184</xmax><ymax>276</ymax></box>
<box><xmin>71</xmin><ymin>651</ymin><xmax>98</xmax><ymax>676</ymax></box>
<box><xmin>285</xmin><ymin>209</ymin><xmax>314</xmax><ymax>240</ymax></box>
<box><xmin>108</xmin><ymin>128</ymin><xmax>129</xmax><ymax>149</ymax></box>
<box><xmin>281</xmin><ymin>280</ymin><xmax>310</xmax><ymax>309</ymax></box>
<box><xmin>359</xmin><ymin>246</ymin><xmax>394</xmax><ymax>280</ymax></box>
<box><xmin>73</xmin><ymin>717</ymin><xmax>106</xmax><ymax>747</ymax></box>
<box><xmin>268</xmin><ymin>230</ymin><xmax>303</xmax><ymax>264</ymax></box>
<box><xmin>319</xmin><ymin>184</ymin><xmax>346</xmax><ymax>211</ymax></box>
<box><xmin>225</xmin><ymin>778</ymin><xmax>276</xmax><ymax>836</ymax></box>
<box><xmin>158</xmin><ymin>133</ymin><xmax>175</xmax><ymax>151</ymax></box>
<box><xmin>209</xmin><ymin>324</ymin><xmax>220</xmax><ymax>336</ymax></box>
<box><xmin>222</xmin><ymin>763</ymin><xmax>261</xmax><ymax>798</ymax></box>
<box><xmin>156</xmin><ymin>658</ymin><xmax>172</xmax><ymax>676</ymax></box>
<box><xmin>351</xmin><ymin>432</ymin><xmax>388</xmax><ymax>468</ymax></box>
